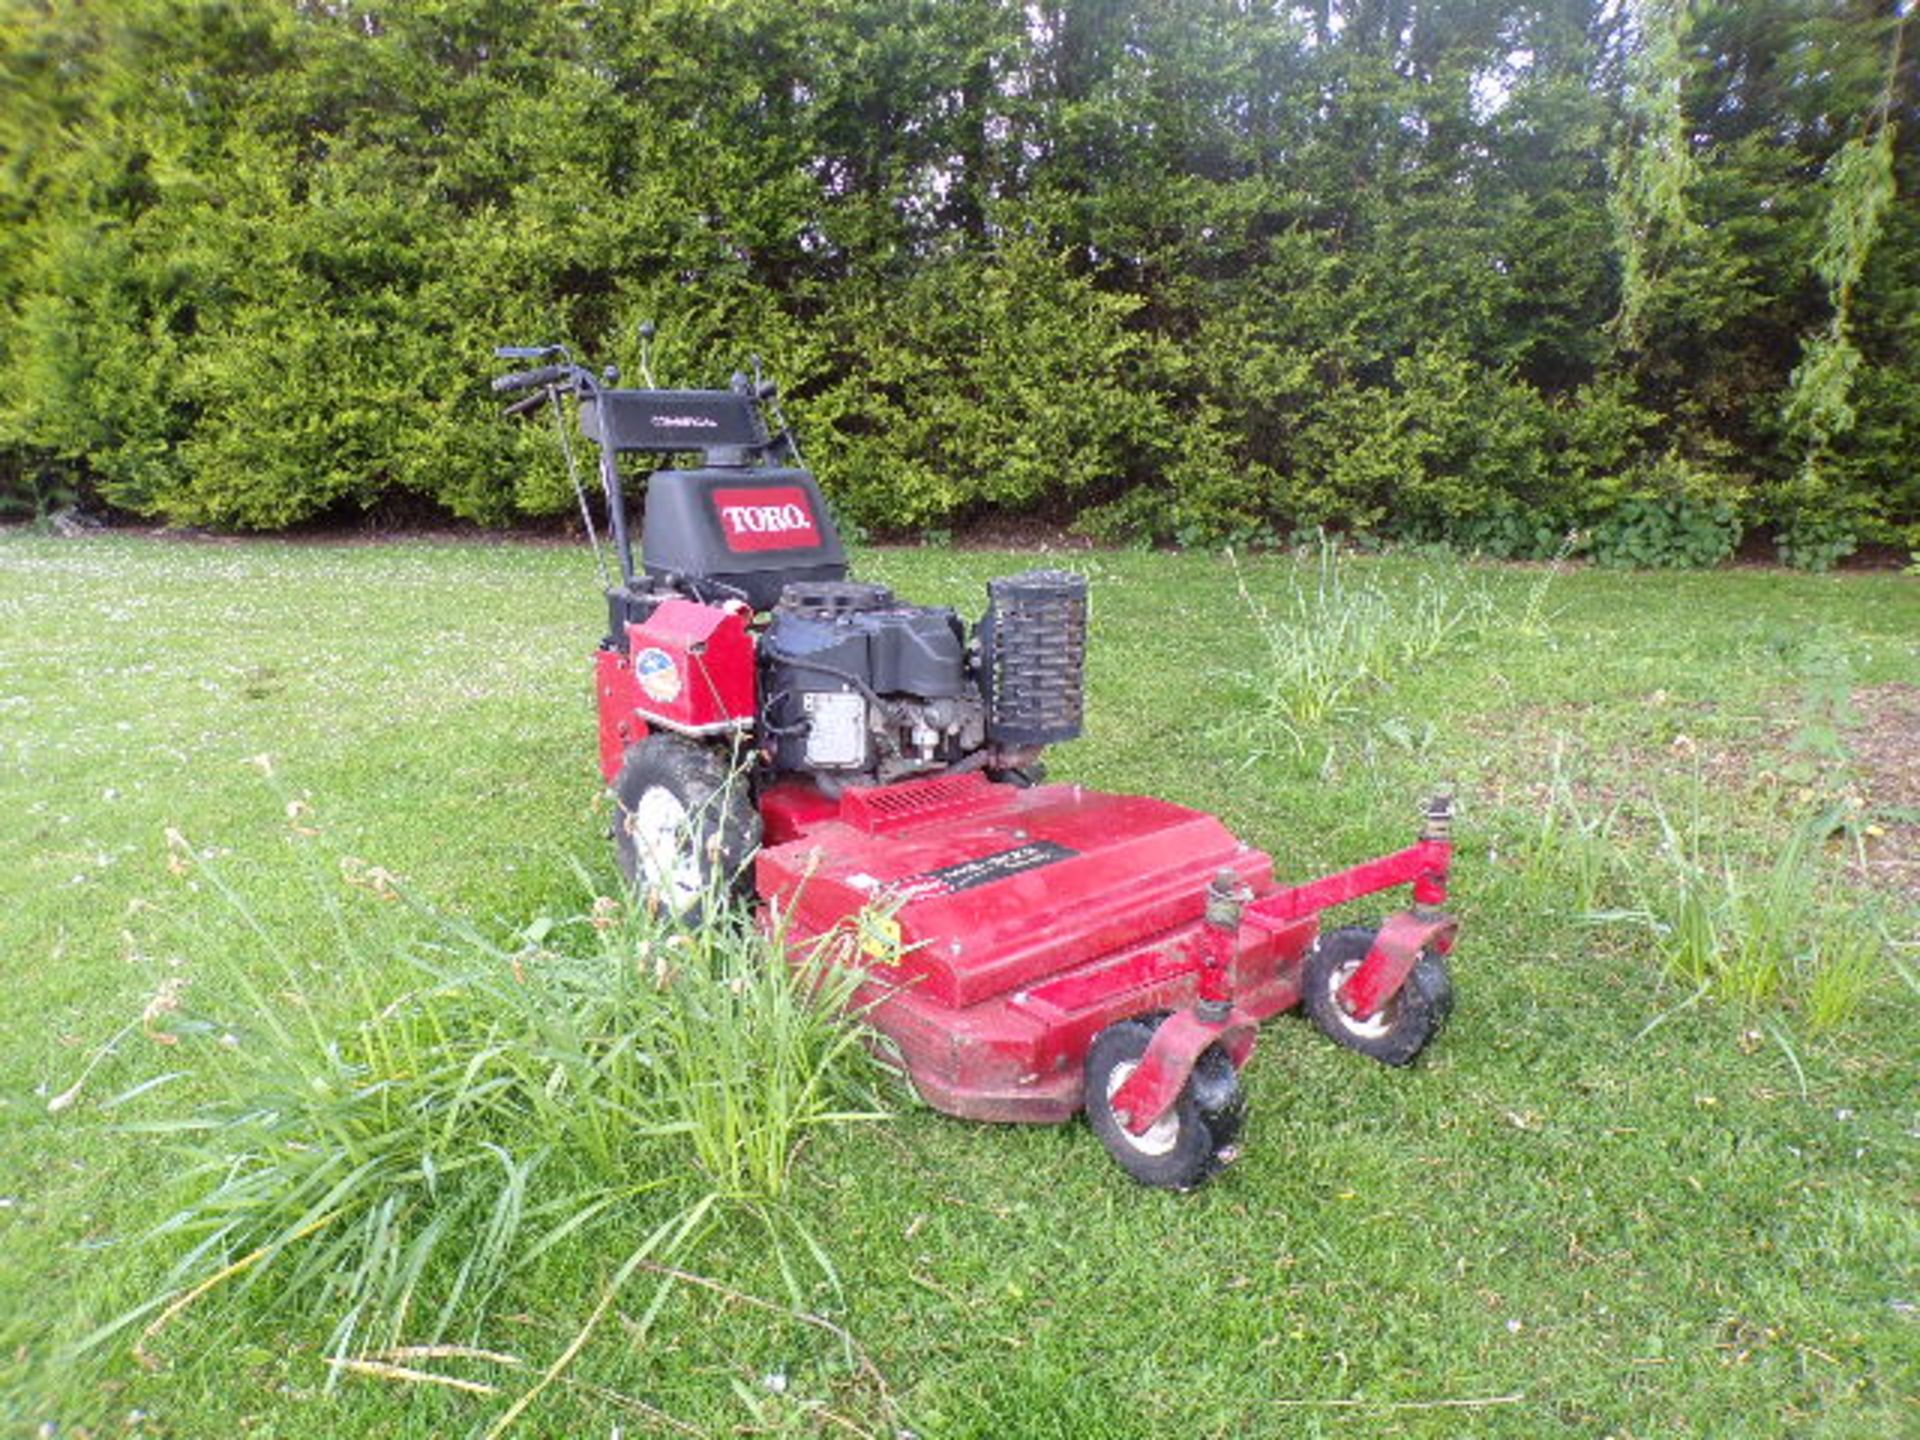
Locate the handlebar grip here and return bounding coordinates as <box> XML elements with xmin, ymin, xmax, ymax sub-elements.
<box><xmin>501</xmin><ymin>389</ymin><xmax>550</xmax><ymax>419</ymax></box>
<box><xmin>490</xmin><ymin>364</ymin><xmax>570</xmax><ymax>394</ymax></box>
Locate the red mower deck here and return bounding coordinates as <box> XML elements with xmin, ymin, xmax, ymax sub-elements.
<box><xmin>758</xmin><ymin>772</ymin><xmax>1314</xmax><ymax>1121</ymax></box>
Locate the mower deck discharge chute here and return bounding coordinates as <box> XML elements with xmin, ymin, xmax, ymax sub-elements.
<box><xmin>494</xmin><ymin>340</ymin><xmax>1460</xmax><ymax>1189</ymax></box>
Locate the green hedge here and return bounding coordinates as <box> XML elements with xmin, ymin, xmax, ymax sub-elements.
<box><xmin>1</xmin><ymin>1</ymin><xmax>1914</xmax><ymax>567</ymax></box>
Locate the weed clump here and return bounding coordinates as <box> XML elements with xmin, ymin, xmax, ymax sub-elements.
<box><xmin>1628</xmin><ymin>809</ymin><xmax>1889</xmax><ymax>1027</ymax></box>
<box><xmin>1224</xmin><ymin>537</ymin><xmax>1496</xmax><ymax>763</ymax></box>
<box><xmin>1525</xmin><ymin>773</ymin><xmax>1897</xmax><ymax>1032</ymax></box>
<box><xmin>80</xmin><ymin>846</ymin><xmax>889</xmax><ymax>1420</ymax></box>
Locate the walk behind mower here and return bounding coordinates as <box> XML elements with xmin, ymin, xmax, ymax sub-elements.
<box><xmin>492</xmin><ymin>339</ymin><xmax>1458</xmax><ymax>1189</ymax></box>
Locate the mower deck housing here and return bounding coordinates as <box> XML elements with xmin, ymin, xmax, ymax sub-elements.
<box><xmin>757</xmin><ymin>772</ymin><xmax>1315</xmax><ymax>1120</ymax></box>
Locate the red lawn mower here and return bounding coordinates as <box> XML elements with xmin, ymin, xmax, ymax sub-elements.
<box><xmin>493</xmin><ymin>340</ymin><xmax>1458</xmax><ymax>1189</ymax></box>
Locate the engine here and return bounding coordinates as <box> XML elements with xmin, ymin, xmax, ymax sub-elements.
<box><xmin>761</xmin><ymin>571</ymin><xmax>1088</xmax><ymax>788</ymax></box>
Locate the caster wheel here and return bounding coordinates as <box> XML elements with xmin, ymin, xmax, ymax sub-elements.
<box><xmin>1084</xmin><ymin>1016</ymin><xmax>1245</xmax><ymax>1190</ymax></box>
<box><xmin>1303</xmin><ymin>925</ymin><xmax>1452</xmax><ymax>1066</ymax></box>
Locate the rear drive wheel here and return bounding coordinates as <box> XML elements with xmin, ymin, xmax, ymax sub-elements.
<box><xmin>1302</xmin><ymin>925</ymin><xmax>1452</xmax><ymax>1066</ymax></box>
<box><xmin>612</xmin><ymin>736</ymin><xmax>761</xmax><ymax>917</ymax></box>
<box><xmin>1084</xmin><ymin>1017</ymin><xmax>1245</xmax><ymax>1190</ymax></box>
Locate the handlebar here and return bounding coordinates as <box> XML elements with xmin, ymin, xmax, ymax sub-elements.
<box><xmin>491</xmin><ymin>364</ymin><xmax>571</xmax><ymax>395</ymax></box>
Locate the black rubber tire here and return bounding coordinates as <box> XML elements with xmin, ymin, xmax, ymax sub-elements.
<box><xmin>611</xmin><ymin>736</ymin><xmax>761</xmax><ymax>917</ymax></box>
<box><xmin>1084</xmin><ymin>1017</ymin><xmax>1246</xmax><ymax>1190</ymax></box>
<box><xmin>1302</xmin><ymin>925</ymin><xmax>1453</xmax><ymax>1067</ymax></box>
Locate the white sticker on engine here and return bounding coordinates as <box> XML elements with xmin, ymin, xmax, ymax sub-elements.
<box><xmin>803</xmin><ymin>691</ymin><xmax>867</xmax><ymax>767</ymax></box>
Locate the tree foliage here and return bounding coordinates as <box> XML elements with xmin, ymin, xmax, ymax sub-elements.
<box><xmin>0</xmin><ymin>0</ymin><xmax>1913</xmax><ymax>564</ymax></box>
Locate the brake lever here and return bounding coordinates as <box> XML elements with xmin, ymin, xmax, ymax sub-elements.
<box><xmin>501</xmin><ymin>388</ymin><xmax>551</xmax><ymax>418</ymax></box>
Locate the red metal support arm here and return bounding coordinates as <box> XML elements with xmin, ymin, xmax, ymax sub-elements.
<box><xmin>1240</xmin><ymin>836</ymin><xmax>1452</xmax><ymax>932</ymax></box>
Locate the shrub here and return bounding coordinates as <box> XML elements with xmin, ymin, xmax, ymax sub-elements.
<box><xmin>803</xmin><ymin>236</ymin><xmax>1157</xmax><ymax>533</ymax></box>
<box><xmin>1587</xmin><ymin>495</ymin><xmax>1741</xmax><ymax>569</ymax></box>
<box><xmin>1584</xmin><ymin>453</ymin><xmax>1744</xmax><ymax>569</ymax></box>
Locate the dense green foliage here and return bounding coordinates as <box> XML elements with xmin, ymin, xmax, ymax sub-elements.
<box><xmin>0</xmin><ymin>1</ymin><xmax>1913</xmax><ymax>563</ymax></box>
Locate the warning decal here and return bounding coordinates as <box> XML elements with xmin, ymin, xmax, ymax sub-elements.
<box><xmin>635</xmin><ymin>647</ymin><xmax>682</xmax><ymax>703</ymax></box>
<box><xmin>912</xmin><ymin>840</ymin><xmax>1079</xmax><ymax>896</ymax></box>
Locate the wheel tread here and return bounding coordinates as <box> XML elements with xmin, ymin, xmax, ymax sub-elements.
<box><xmin>1303</xmin><ymin>925</ymin><xmax>1452</xmax><ymax>1067</ymax></box>
<box><xmin>612</xmin><ymin>735</ymin><xmax>761</xmax><ymax>916</ymax></box>
<box><xmin>1084</xmin><ymin>1017</ymin><xmax>1244</xmax><ymax>1190</ymax></box>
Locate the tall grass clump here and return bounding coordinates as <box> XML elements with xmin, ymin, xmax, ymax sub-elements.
<box><xmin>1603</xmin><ymin>807</ymin><xmax>1889</xmax><ymax>1028</ymax></box>
<box><xmin>80</xmin><ymin>838</ymin><xmax>889</xmax><ymax>1413</ymax></box>
<box><xmin>1225</xmin><ymin>537</ymin><xmax>1494</xmax><ymax>759</ymax></box>
<box><xmin>1506</xmin><ymin>744</ymin><xmax>1626</xmax><ymax>914</ymax></box>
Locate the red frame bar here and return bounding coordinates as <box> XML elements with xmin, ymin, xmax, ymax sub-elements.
<box><xmin>1340</xmin><ymin>908</ymin><xmax>1457</xmax><ymax>1019</ymax></box>
<box><xmin>1241</xmin><ymin>837</ymin><xmax>1452</xmax><ymax>932</ymax></box>
<box><xmin>1110</xmin><ymin>1006</ymin><xmax>1259</xmax><ymax>1137</ymax></box>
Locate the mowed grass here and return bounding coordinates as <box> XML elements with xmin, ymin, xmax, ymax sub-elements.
<box><xmin>2</xmin><ymin>532</ymin><xmax>1916</xmax><ymax>1438</ymax></box>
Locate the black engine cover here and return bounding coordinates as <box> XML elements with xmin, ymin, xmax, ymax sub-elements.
<box><xmin>761</xmin><ymin>588</ymin><xmax>972</xmax><ymax>775</ymax></box>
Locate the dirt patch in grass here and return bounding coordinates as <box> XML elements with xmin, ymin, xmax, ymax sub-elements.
<box><xmin>1463</xmin><ymin>693</ymin><xmax>1792</xmax><ymax>816</ymax></box>
<box><xmin>1850</xmin><ymin>683</ymin><xmax>1920</xmax><ymax>901</ymax></box>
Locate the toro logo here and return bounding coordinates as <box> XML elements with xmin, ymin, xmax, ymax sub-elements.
<box><xmin>711</xmin><ymin>486</ymin><xmax>821</xmax><ymax>553</ymax></box>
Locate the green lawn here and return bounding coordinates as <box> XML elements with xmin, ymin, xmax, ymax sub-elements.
<box><xmin>3</xmin><ymin>533</ymin><xmax>1916</xmax><ymax>1438</ymax></box>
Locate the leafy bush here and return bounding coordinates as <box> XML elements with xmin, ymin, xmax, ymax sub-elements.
<box><xmin>1446</xmin><ymin>504</ymin><xmax>1577</xmax><ymax>561</ymax></box>
<box><xmin>1584</xmin><ymin>454</ymin><xmax>1744</xmax><ymax>569</ymax></box>
<box><xmin>1772</xmin><ymin>494</ymin><xmax>1862</xmax><ymax>573</ymax></box>
<box><xmin>1773</xmin><ymin>513</ymin><xmax>1859</xmax><ymax>573</ymax></box>
<box><xmin>0</xmin><ymin>1</ymin><xmax>1910</xmax><ymax>556</ymax></box>
<box><xmin>0</xmin><ymin>452</ymin><xmax>79</xmax><ymax>526</ymax></box>
<box><xmin>803</xmin><ymin>236</ymin><xmax>1156</xmax><ymax>532</ymax></box>
<box><xmin>1587</xmin><ymin>495</ymin><xmax>1741</xmax><ymax>569</ymax></box>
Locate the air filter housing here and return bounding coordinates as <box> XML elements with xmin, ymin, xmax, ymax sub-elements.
<box><xmin>978</xmin><ymin>569</ymin><xmax>1088</xmax><ymax>747</ymax></box>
